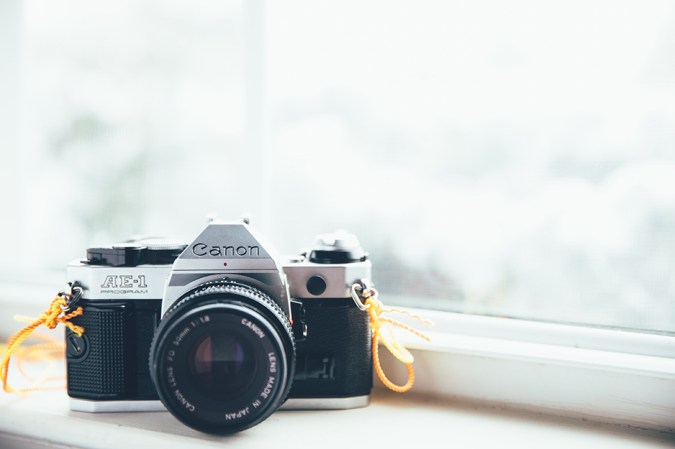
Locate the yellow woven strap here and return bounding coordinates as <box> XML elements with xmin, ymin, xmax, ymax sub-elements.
<box><xmin>365</xmin><ymin>296</ymin><xmax>431</xmax><ymax>393</ymax></box>
<box><xmin>1</xmin><ymin>296</ymin><xmax>84</xmax><ymax>393</ymax></box>
<box><xmin>0</xmin><ymin>333</ymin><xmax>67</xmax><ymax>392</ymax></box>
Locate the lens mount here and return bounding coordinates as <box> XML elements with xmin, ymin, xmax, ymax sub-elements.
<box><xmin>149</xmin><ymin>281</ymin><xmax>295</xmax><ymax>434</ymax></box>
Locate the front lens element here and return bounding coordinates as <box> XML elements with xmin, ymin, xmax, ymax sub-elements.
<box><xmin>189</xmin><ymin>331</ymin><xmax>256</xmax><ymax>396</ymax></box>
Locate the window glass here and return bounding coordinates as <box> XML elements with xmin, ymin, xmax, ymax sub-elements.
<box><xmin>6</xmin><ymin>0</ymin><xmax>246</xmax><ymax>272</ymax></box>
<box><xmin>3</xmin><ymin>0</ymin><xmax>674</xmax><ymax>333</ymax></box>
<box><xmin>264</xmin><ymin>0</ymin><xmax>675</xmax><ymax>333</ymax></box>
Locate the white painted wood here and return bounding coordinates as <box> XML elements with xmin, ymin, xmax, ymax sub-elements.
<box><xmin>0</xmin><ymin>390</ymin><xmax>672</xmax><ymax>448</ymax></box>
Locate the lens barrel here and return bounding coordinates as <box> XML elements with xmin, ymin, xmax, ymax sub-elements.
<box><xmin>149</xmin><ymin>281</ymin><xmax>295</xmax><ymax>434</ymax></box>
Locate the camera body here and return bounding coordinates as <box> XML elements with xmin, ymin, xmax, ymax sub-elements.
<box><xmin>65</xmin><ymin>221</ymin><xmax>372</xmax><ymax>433</ymax></box>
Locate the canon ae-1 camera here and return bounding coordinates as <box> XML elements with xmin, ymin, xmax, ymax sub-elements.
<box><xmin>65</xmin><ymin>221</ymin><xmax>372</xmax><ymax>434</ymax></box>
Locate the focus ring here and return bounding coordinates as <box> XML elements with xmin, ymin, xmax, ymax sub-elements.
<box><xmin>173</xmin><ymin>281</ymin><xmax>294</xmax><ymax>342</ymax></box>
<box><xmin>150</xmin><ymin>279</ymin><xmax>295</xmax><ymax>374</ymax></box>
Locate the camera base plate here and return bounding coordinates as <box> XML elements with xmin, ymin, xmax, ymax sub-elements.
<box><xmin>69</xmin><ymin>395</ymin><xmax>370</xmax><ymax>413</ymax></box>
<box><xmin>69</xmin><ymin>398</ymin><xmax>166</xmax><ymax>413</ymax></box>
<box><xmin>281</xmin><ymin>395</ymin><xmax>369</xmax><ymax>410</ymax></box>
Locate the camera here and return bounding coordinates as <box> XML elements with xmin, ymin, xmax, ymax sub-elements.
<box><xmin>65</xmin><ymin>220</ymin><xmax>372</xmax><ymax>434</ymax></box>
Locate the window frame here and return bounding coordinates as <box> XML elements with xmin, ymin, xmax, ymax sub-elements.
<box><xmin>3</xmin><ymin>0</ymin><xmax>673</xmax><ymax>434</ymax></box>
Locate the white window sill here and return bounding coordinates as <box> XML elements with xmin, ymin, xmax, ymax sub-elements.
<box><xmin>379</xmin><ymin>308</ymin><xmax>675</xmax><ymax>433</ymax></box>
<box><xmin>0</xmin><ymin>389</ymin><xmax>672</xmax><ymax>449</ymax></box>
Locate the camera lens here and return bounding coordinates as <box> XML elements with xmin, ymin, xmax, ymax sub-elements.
<box><xmin>150</xmin><ymin>281</ymin><xmax>295</xmax><ymax>434</ymax></box>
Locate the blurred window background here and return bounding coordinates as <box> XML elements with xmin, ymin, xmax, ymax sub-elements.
<box><xmin>1</xmin><ymin>0</ymin><xmax>674</xmax><ymax>333</ymax></box>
